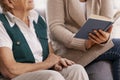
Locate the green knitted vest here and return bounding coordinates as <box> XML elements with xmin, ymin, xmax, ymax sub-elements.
<box><xmin>0</xmin><ymin>14</ymin><xmax>49</xmax><ymax>63</ymax></box>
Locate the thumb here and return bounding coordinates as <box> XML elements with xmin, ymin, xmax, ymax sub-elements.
<box><xmin>107</xmin><ymin>26</ymin><xmax>113</xmax><ymax>33</ymax></box>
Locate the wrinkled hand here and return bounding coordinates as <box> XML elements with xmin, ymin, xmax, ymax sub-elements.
<box><xmin>45</xmin><ymin>53</ymin><xmax>61</xmax><ymax>67</ymax></box>
<box><xmin>54</xmin><ymin>58</ymin><xmax>75</xmax><ymax>71</ymax></box>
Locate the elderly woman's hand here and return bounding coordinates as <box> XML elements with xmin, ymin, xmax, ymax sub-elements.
<box><xmin>45</xmin><ymin>53</ymin><xmax>61</xmax><ymax>68</ymax></box>
<box><xmin>53</xmin><ymin>58</ymin><xmax>75</xmax><ymax>71</ymax></box>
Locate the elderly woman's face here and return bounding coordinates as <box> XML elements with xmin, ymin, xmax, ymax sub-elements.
<box><xmin>0</xmin><ymin>0</ymin><xmax>34</xmax><ymax>12</ymax></box>
<box><xmin>7</xmin><ymin>0</ymin><xmax>34</xmax><ymax>11</ymax></box>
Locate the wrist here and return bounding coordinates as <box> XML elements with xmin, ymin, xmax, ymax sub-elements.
<box><xmin>44</xmin><ymin>60</ymin><xmax>55</xmax><ymax>69</ymax></box>
<box><xmin>85</xmin><ymin>40</ymin><xmax>95</xmax><ymax>49</ymax></box>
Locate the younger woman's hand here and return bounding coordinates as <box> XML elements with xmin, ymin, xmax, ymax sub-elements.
<box><xmin>88</xmin><ymin>29</ymin><xmax>110</xmax><ymax>44</ymax></box>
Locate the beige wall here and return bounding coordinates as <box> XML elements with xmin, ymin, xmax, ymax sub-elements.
<box><xmin>112</xmin><ymin>0</ymin><xmax>120</xmax><ymax>38</ymax></box>
<box><xmin>113</xmin><ymin>0</ymin><xmax>120</xmax><ymax>10</ymax></box>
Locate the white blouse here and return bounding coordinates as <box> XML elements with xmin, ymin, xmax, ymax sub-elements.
<box><xmin>79</xmin><ymin>2</ymin><xmax>86</xmax><ymax>16</ymax></box>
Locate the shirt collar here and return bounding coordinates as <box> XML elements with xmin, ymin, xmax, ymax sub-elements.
<box><xmin>3</xmin><ymin>10</ymin><xmax>39</xmax><ymax>27</ymax></box>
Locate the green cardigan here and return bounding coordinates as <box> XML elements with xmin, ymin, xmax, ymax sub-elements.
<box><xmin>0</xmin><ymin>13</ymin><xmax>49</xmax><ymax>63</ymax></box>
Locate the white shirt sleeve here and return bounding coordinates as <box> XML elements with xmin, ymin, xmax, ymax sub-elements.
<box><xmin>0</xmin><ymin>21</ymin><xmax>12</xmax><ymax>49</ymax></box>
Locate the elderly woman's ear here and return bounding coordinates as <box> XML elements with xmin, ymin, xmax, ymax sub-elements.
<box><xmin>5</xmin><ymin>0</ymin><xmax>14</xmax><ymax>9</ymax></box>
<box><xmin>0</xmin><ymin>0</ymin><xmax>15</xmax><ymax>12</ymax></box>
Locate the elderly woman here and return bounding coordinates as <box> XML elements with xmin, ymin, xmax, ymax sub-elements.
<box><xmin>47</xmin><ymin>0</ymin><xmax>120</xmax><ymax>80</ymax></box>
<box><xmin>0</xmin><ymin>0</ymin><xmax>89</xmax><ymax>80</ymax></box>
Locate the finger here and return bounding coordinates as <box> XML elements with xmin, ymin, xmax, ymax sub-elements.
<box><xmin>98</xmin><ymin>29</ymin><xmax>110</xmax><ymax>42</ymax></box>
<box><xmin>107</xmin><ymin>26</ymin><xmax>113</xmax><ymax>33</ymax></box>
<box><xmin>98</xmin><ymin>29</ymin><xmax>107</xmax><ymax>38</ymax></box>
<box><xmin>64</xmin><ymin>59</ymin><xmax>75</xmax><ymax>66</ymax></box>
<box><xmin>93</xmin><ymin>30</ymin><xmax>104</xmax><ymax>39</ymax></box>
<box><xmin>89</xmin><ymin>36</ymin><xmax>99</xmax><ymax>44</ymax></box>
<box><xmin>60</xmin><ymin>58</ymin><xmax>68</xmax><ymax>67</ymax></box>
<box><xmin>54</xmin><ymin>64</ymin><xmax>62</xmax><ymax>71</ymax></box>
<box><xmin>89</xmin><ymin>33</ymin><xmax>101</xmax><ymax>43</ymax></box>
<box><xmin>94</xmin><ymin>30</ymin><xmax>108</xmax><ymax>42</ymax></box>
